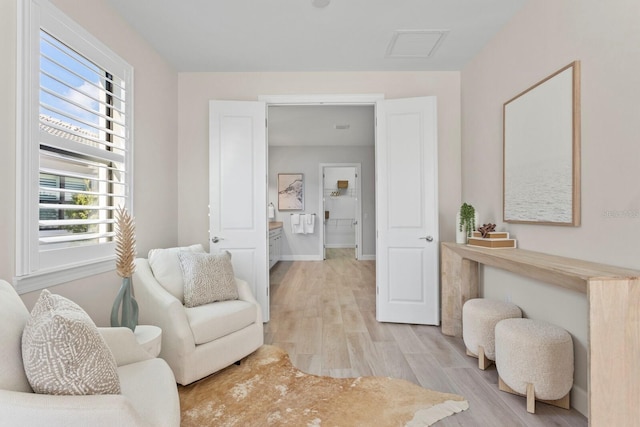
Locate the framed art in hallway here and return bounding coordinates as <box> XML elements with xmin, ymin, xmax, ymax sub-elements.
<box><xmin>278</xmin><ymin>173</ymin><xmax>304</xmax><ymax>211</ymax></box>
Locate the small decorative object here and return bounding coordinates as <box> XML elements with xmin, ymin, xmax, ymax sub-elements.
<box><xmin>337</xmin><ymin>180</ymin><xmax>348</xmax><ymax>189</ymax></box>
<box><xmin>110</xmin><ymin>206</ymin><xmax>138</xmax><ymax>331</ymax></box>
<box><xmin>456</xmin><ymin>203</ymin><xmax>477</xmax><ymax>244</ymax></box>
<box><xmin>467</xmin><ymin>237</ymin><xmax>517</xmax><ymax>249</ymax></box>
<box><xmin>469</xmin><ymin>224</ymin><xmax>516</xmax><ymax>247</ymax></box>
<box><xmin>477</xmin><ymin>223</ymin><xmax>496</xmax><ymax>238</ymax></box>
<box><xmin>473</xmin><ymin>231</ymin><xmax>510</xmax><ymax>239</ymax></box>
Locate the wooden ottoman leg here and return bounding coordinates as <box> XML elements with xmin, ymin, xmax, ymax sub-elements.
<box><xmin>465</xmin><ymin>346</ymin><xmax>493</xmax><ymax>370</ymax></box>
<box><xmin>478</xmin><ymin>345</ymin><xmax>492</xmax><ymax>370</ymax></box>
<box><xmin>499</xmin><ymin>376</ymin><xmax>571</xmax><ymax>412</ymax></box>
<box><xmin>526</xmin><ymin>383</ymin><xmax>535</xmax><ymax>413</ymax></box>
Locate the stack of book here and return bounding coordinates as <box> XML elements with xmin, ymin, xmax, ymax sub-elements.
<box><xmin>467</xmin><ymin>231</ymin><xmax>517</xmax><ymax>248</ymax></box>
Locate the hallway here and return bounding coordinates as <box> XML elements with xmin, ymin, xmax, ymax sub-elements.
<box><xmin>265</xmin><ymin>249</ymin><xmax>586</xmax><ymax>426</ymax></box>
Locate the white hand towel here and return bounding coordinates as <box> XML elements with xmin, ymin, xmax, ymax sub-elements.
<box><xmin>303</xmin><ymin>214</ymin><xmax>315</xmax><ymax>234</ymax></box>
<box><xmin>291</xmin><ymin>214</ymin><xmax>304</xmax><ymax>234</ymax></box>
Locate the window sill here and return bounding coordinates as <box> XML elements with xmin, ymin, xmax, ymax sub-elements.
<box><xmin>14</xmin><ymin>258</ymin><xmax>115</xmax><ymax>294</ymax></box>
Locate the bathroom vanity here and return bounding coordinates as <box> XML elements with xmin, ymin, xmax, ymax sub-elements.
<box><xmin>268</xmin><ymin>222</ymin><xmax>283</xmax><ymax>269</ymax></box>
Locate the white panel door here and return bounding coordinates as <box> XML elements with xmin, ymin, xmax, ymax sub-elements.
<box><xmin>209</xmin><ymin>100</ymin><xmax>269</xmax><ymax>321</ymax></box>
<box><xmin>376</xmin><ymin>97</ymin><xmax>439</xmax><ymax>325</ymax></box>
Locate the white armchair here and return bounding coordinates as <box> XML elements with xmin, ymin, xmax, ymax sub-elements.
<box><xmin>0</xmin><ymin>280</ymin><xmax>180</xmax><ymax>427</ymax></box>
<box><xmin>132</xmin><ymin>249</ymin><xmax>264</xmax><ymax>386</ymax></box>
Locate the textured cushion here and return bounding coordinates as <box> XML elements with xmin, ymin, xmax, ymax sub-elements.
<box><xmin>21</xmin><ymin>290</ymin><xmax>121</xmax><ymax>395</ymax></box>
<box><xmin>148</xmin><ymin>244</ymin><xmax>206</xmax><ymax>302</ymax></box>
<box><xmin>185</xmin><ymin>298</ymin><xmax>257</xmax><ymax>344</ymax></box>
<box><xmin>179</xmin><ymin>251</ymin><xmax>239</xmax><ymax>308</ymax></box>
<box><xmin>462</xmin><ymin>298</ymin><xmax>522</xmax><ymax>360</ymax></box>
<box><xmin>495</xmin><ymin>318</ymin><xmax>574</xmax><ymax>400</ymax></box>
<box><xmin>0</xmin><ymin>280</ymin><xmax>33</xmax><ymax>392</ymax></box>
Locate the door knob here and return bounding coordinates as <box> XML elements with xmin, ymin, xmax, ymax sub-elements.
<box><xmin>419</xmin><ymin>236</ymin><xmax>434</xmax><ymax>242</ymax></box>
<box><xmin>211</xmin><ymin>236</ymin><xmax>225</xmax><ymax>243</ymax></box>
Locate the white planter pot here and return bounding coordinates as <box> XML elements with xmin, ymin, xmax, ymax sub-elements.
<box><xmin>456</xmin><ymin>211</ymin><xmax>479</xmax><ymax>244</ymax></box>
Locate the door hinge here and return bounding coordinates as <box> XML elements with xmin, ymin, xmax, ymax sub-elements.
<box><xmin>376</xmin><ymin>286</ymin><xmax>379</xmax><ymax>294</ymax></box>
<box><xmin>265</xmin><ymin>118</ymin><xmax>268</xmax><ymax>128</ymax></box>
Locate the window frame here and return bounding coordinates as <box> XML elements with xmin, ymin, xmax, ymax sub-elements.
<box><xmin>16</xmin><ymin>0</ymin><xmax>134</xmax><ymax>293</ymax></box>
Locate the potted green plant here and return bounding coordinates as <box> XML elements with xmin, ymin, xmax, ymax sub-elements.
<box><xmin>456</xmin><ymin>203</ymin><xmax>477</xmax><ymax>244</ymax></box>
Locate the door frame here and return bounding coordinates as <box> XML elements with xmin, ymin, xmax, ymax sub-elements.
<box><xmin>319</xmin><ymin>163</ymin><xmax>363</xmax><ymax>260</ymax></box>
<box><xmin>260</xmin><ymin>94</ymin><xmax>383</xmax><ymax>260</ymax></box>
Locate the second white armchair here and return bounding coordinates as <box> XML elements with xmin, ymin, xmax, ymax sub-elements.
<box><xmin>132</xmin><ymin>245</ymin><xmax>264</xmax><ymax>385</ymax></box>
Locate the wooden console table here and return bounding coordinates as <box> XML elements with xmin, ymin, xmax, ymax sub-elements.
<box><xmin>441</xmin><ymin>242</ymin><xmax>640</xmax><ymax>426</ymax></box>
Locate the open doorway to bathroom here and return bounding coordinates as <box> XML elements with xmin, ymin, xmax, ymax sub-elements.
<box><xmin>267</xmin><ymin>104</ymin><xmax>375</xmax><ymax>265</ymax></box>
<box><xmin>321</xmin><ymin>163</ymin><xmax>362</xmax><ymax>260</ymax></box>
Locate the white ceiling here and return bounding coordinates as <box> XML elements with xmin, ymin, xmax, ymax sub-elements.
<box><xmin>104</xmin><ymin>1</ymin><xmax>526</xmax><ymax>145</ymax></box>
<box><xmin>105</xmin><ymin>0</ymin><xmax>527</xmax><ymax>72</ymax></box>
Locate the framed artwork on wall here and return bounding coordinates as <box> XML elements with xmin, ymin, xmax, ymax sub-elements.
<box><xmin>278</xmin><ymin>173</ymin><xmax>304</xmax><ymax>211</ymax></box>
<box><xmin>503</xmin><ymin>61</ymin><xmax>581</xmax><ymax>226</ymax></box>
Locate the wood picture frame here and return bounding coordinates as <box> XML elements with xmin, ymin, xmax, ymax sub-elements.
<box><xmin>278</xmin><ymin>173</ymin><xmax>304</xmax><ymax>211</ymax></box>
<box><xmin>503</xmin><ymin>61</ymin><xmax>581</xmax><ymax>226</ymax></box>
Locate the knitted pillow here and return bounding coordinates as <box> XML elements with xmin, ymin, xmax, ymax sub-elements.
<box><xmin>21</xmin><ymin>290</ymin><xmax>121</xmax><ymax>395</ymax></box>
<box><xmin>148</xmin><ymin>244</ymin><xmax>206</xmax><ymax>302</ymax></box>
<box><xmin>178</xmin><ymin>251</ymin><xmax>238</xmax><ymax>308</ymax></box>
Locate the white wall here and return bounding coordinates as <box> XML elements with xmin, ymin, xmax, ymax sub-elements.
<box><xmin>0</xmin><ymin>0</ymin><xmax>179</xmax><ymax>325</ymax></box>
<box><xmin>461</xmin><ymin>0</ymin><xmax>640</xmax><ymax>415</ymax></box>
<box><xmin>177</xmin><ymin>72</ymin><xmax>462</xmax><ymax>256</ymax></box>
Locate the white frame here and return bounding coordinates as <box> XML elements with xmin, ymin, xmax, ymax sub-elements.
<box><xmin>260</xmin><ymin>93</ymin><xmax>383</xmax><ymax>263</ymax></box>
<box><xmin>15</xmin><ymin>0</ymin><xmax>134</xmax><ymax>292</ymax></box>
<box><xmin>319</xmin><ymin>163</ymin><xmax>363</xmax><ymax>261</ymax></box>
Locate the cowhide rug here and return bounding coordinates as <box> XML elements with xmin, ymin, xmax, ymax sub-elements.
<box><xmin>178</xmin><ymin>345</ymin><xmax>468</xmax><ymax>426</ymax></box>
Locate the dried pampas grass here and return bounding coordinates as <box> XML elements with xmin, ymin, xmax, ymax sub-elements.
<box><xmin>115</xmin><ymin>206</ymin><xmax>136</xmax><ymax>278</ymax></box>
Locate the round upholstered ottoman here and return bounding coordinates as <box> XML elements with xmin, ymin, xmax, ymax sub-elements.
<box><xmin>495</xmin><ymin>318</ymin><xmax>573</xmax><ymax>413</ymax></box>
<box><xmin>462</xmin><ymin>298</ymin><xmax>522</xmax><ymax>370</ymax></box>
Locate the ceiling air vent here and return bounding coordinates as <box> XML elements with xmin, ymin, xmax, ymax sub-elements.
<box><xmin>385</xmin><ymin>30</ymin><xmax>449</xmax><ymax>59</ymax></box>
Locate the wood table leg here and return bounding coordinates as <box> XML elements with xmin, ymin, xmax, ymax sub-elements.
<box><xmin>441</xmin><ymin>243</ymin><xmax>479</xmax><ymax>337</ymax></box>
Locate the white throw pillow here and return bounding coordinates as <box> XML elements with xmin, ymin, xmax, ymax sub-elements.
<box><xmin>148</xmin><ymin>244</ymin><xmax>206</xmax><ymax>302</ymax></box>
<box><xmin>21</xmin><ymin>290</ymin><xmax>121</xmax><ymax>395</ymax></box>
<box><xmin>179</xmin><ymin>251</ymin><xmax>239</xmax><ymax>308</ymax></box>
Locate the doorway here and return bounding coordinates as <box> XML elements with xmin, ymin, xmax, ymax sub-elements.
<box><xmin>210</xmin><ymin>95</ymin><xmax>439</xmax><ymax>325</ymax></box>
<box><xmin>320</xmin><ymin>163</ymin><xmax>362</xmax><ymax>260</ymax></box>
<box><xmin>266</xmin><ymin>104</ymin><xmax>374</xmax><ymax>265</ymax></box>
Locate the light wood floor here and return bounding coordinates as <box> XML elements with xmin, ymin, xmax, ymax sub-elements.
<box><xmin>265</xmin><ymin>248</ymin><xmax>587</xmax><ymax>426</ymax></box>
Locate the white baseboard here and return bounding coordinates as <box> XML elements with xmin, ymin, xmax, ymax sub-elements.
<box><xmin>359</xmin><ymin>255</ymin><xmax>376</xmax><ymax>261</ymax></box>
<box><xmin>325</xmin><ymin>244</ymin><xmax>356</xmax><ymax>249</ymax></box>
<box><xmin>571</xmin><ymin>384</ymin><xmax>587</xmax><ymax>417</ymax></box>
